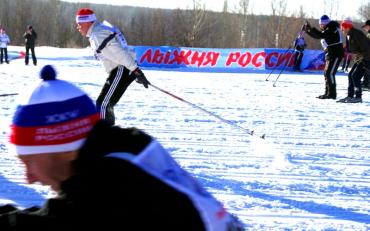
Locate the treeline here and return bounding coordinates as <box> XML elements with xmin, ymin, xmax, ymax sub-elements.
<box><xmin>0</xmin><ymin>0</ymin><xmax>368</xmax><ymax>49</ymax></box>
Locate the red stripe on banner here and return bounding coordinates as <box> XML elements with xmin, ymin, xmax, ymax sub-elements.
<box><xmin>10</xmin><ymin>113</ymin><xmax>100</xmax><ymax>146</ymax></box>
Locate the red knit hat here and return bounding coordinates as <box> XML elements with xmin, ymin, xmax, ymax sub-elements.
<box><xmin>341</xmin><ymin>17</ymin><xmax>353</xmax><ymax>30</ymax></box>
<box><xmin>76</xmin><ymin>8</ymin><xmax>96</xmax><ymax>23</ymax></box>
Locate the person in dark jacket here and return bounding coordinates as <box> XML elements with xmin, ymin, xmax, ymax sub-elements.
<box><xmin>361</xmin><ymin>19</ymin><xmax>370</xmax><ymax>39</ymax></box>
<box><xmin>23</xmin><ymin>25</ymin><xmax>37</xmax><ymax>65</ymax></box>
<box><xmin>361</xmin><ymin>19</ymin><xmax>370</xmax><ymax>90</ymax></box>
<box><xmin>0</xmin><ymin>65</ymin><xmax>244</xmax><ymax>230</ymax></box>
<box><xmin>303</xmin><ymin>15</ymin><xmax>344</xmax><ymax>99</ymax></box>
<box><xmin>293</xmin><ymin>31</ymin><xmax>306</xmax><ymax>72</ymax></box>
<box><xmin>337</xmin><ymin>18</ymin><xmax>370</xmax><ymax>103</ymax></box>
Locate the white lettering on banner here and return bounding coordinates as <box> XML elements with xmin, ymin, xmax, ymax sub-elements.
<box><xmin>36</xmin><ymin>118</ymin><xmax>91</xmax><ymax>135</ymax></box>
<box><xmin>45</xmin><ymin>110</ymin><xmax>80</xmax><ymax>123</ymax></box>
<box><xmin>34</xmin><ymin>125</ymin><xmax>92</xmax><ymax>142</ymax></box>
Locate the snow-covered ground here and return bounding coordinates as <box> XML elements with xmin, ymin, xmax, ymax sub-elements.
<box><xmin>0</xmin><ymin>46</ymin><xmax>369</xmax><ymax>230</ymax></box>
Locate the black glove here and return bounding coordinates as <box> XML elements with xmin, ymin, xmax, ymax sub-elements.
<box><xmin>133</xmin><ymin>68</ymin><xmax>150</xmax><ymax>88</ymax></box>
<box><xmin>0</xmin><ymin>204</ymin><xmax>18</xmax><ymax>214</ymax></box>
<box><xmin>0</xmin><ymin>213</ymin><xmax>11</xmax><ymax>227</ymax></box>
<box><xmin>0</xmin><ymin>204</ymin><xmax>18</xmax><ymax>227</ymax></box>
<box><xmin>303</xmin><ymin>21</ymin><xmax>311</xmax><ymax>32</ymax></box>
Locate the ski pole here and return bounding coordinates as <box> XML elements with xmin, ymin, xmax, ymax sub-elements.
<box><xmin>272</xmin><ymin>51</ymin><xmax>295</xmax><ymax>87</ymax></box>
<box><xmin>149</xmin><ymin>83</ymin><xmax>265</xmax><ymax>139</ymax></box>
<box><xmin>265</xmin><ymin>46</ymin><xmax>292</xmax><ymax>81</ymax></box>
<box><xmin>0</xmin><ymin>93</ymin><xmax>18</xmax><ymax>97</ymax></box>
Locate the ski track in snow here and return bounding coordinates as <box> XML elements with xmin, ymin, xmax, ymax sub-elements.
<box><xmin>0</xmin><ymin>46</ymin><xmax>369</xmax><ymax>230</ymax></box>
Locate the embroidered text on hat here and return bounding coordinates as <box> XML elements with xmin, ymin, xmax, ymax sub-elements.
<box><xmin>10</xmin><ymin>65</ymin><xmax>100</xmax><ymax>155</ymax></box>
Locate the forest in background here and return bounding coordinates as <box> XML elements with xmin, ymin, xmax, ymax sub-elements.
<box><xmin>0</xmin><ymin>0</ymin><xmax>369</xmax><ymax>50</ymax></box>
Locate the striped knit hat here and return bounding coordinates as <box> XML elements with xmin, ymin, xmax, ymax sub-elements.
<box><xmin>76</xmin><ymin>8</ymin><xmax>96</xmax><ymax>23</ymax></box>
<box><xmin>10</xmin><ymin>65</ymin><xmax>100</xmax><ymax>155</ymax></box>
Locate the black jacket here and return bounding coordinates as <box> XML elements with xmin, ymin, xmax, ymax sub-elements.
<box><xmin>0</xmin><ymin>121</ymin><xmax>206</xmax><ymax>230</ymax></box>
<box><xmin>23</xmin><ymin>30</ymin><xmax>37</xmax><ymax>47</ymax></box>
<box><xmin>347</xmin><ymin>27</ymin><xmax>370</xmax><ymax>63</ymax></box>
<box><xmin>306</xmin><ymin>21</ymin><xmax>344</xmax><ymax>60</ymax></box>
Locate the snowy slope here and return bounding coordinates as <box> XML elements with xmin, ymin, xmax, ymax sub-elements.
<box><xmin>0</xmin><ymin>46</ymin><xmax>369</xmax><ymax>230</ymax></box>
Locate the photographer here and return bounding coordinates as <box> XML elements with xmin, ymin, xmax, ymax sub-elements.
<box><xmin>23</xmin><ymin>25</ymin><xmax>37</xmax><ymax>65</ymax></box>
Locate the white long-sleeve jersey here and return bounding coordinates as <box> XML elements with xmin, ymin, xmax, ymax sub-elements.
<box><xmin>87</xmin><ymin>21</ymin><xmax>138</xmax><ymax>73</ymax></box>
<box><xmin>0</xmin><ymin>33</ymin><xmax>10</xmax><ymax>48</ymax></box>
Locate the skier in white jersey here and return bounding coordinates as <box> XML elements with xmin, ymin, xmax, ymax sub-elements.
<box><xmin>76</xmin><ymin>8</ymin><xmax>150</xmax><ymax>125</ymax></box>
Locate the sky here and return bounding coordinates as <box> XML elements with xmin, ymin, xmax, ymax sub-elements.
<box><xmin>63</xmin><ymin>0</ymin><xmax>367</xmax><ymax>21</ymax></box>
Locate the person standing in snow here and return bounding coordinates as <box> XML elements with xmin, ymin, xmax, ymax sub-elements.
<box><xmin>75</xmin><ymin>8</ymin><xmax>150</xmax><ymax>125</ymax></box>
<box><xmin>292</xmin><ymin>31</ymin><xmax>306</xmax><ymax>72</ymax></box>
<box><xmin>360</xmin><ymin>20</ymin><xmax>370</xmax><ymax>90</ymax></box>
<box><xmin>0</xmin><ymin>65</ymin><xmax>244</xmax><ymax>230</ymax></box>
<box><xmin>23</xmin><ymin>25</ymin><xmax>37</xmax><ymax>66</ymax></box>
<box><xmin>337</xmin><ymin>18</ymin><xmax>370</xmax><ymax>103</ymax></box>
<box><xmin>0</xmin><ymin>28</ymin><xmax>10</xmax><ymax>64</ymax></box>
<box><xmin>303</xmin><ymin>15</ymin><xmax>344</xmax><ymax>100</ymax></box>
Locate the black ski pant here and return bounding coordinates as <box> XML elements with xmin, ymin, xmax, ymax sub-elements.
<box><xmin>362</xmin><ymin>71</ymin><xmax>369</xmax><ymax>88</ymax></box>
<box><xmin>96</xmin><ymin>65</ymin><xmax>136</xmax><ymax>125</ymax></box>
<box><xmin>293</xmin><ymin>51</ymin><xmax>303</xmax><ymax>71</ymax></box>
<box><xmin>25</xmin><ymin>45</ymin><xmax>37</xmax><ymax>65</ymax></box>
<box><xmin>323</xmin><ymin>56</ymin><xmax>342</xmax><ymax>98</ymax></box>
<box><xmin>347</xmin><ymin>60</ymin><xmax>370</xmax><ymax>98</ymax></box>
<box><xmin>0</xmin><ymin>48</ymin><xmax>8</xmax><ymax>63</ymax></box>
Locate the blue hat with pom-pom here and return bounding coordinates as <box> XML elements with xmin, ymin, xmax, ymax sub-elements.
<box><xmin>319</xmin><ymin>15</ymin><xmax>330</xmax><ymax>25</ymax></box>
<box><xmin>10</xmin><ymin>65</ymin><xmax>100</xmax><ymax>155</ymax></box>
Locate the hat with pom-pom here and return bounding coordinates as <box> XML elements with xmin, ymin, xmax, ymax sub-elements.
<box><xmin>319</xmin><ymin>15</ymin><xmax>330</xmax><ymax>25</ymax></box>
<box><xmin>10</xmin><ymin>65</ymin><xmax>100</xmax><ymax>155</ymax></box>
<box><xmin>341</xmin><ymin>17</ymin><xmax>353</xmax><ymax>30</ymax></box>
<box><xmin>76</xmin><ymin>8</ymin><xmax>96</xmax><ymax>23</ymax></box>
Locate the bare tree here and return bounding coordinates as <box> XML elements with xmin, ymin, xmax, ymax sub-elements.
<box><xmin>266</xmin><ymin>0</ymin><xmax>289</xmax><ymax>48</ymax></box>
<box><xmin>238</xmin><ymin>0</ymin><xmax>250</xmax><ymax>47</ymax></box>
<box><xmin>323</xmin><ymin>0</ymin><xmax>340</xmax><ymax>20</ymax></box>
<box><xmin>0</xmin><ymin>0</ymin><xmax>335</xmax><ymax>49</ymax></box>
<box><xmin>358</xmin><ymin>2</ymin><xmax>370</xmax><ymax>21</ymax></box>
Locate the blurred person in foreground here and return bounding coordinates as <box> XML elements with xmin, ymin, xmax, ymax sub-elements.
<box><xmin>0</xmin><ymin>65</ymin><xmax>244</xmax><ymax>230</ymax></box>
<box><xmin>337</xmin><ymin>18</ymin><xmax>370</xmax><ymax>103</ymax></box>
<box><xmin>303</xmin><ymin>15</ymin><xmax>344</xmax><ymax>100</ymax></box>
<box><xmin>75</xmin><ymin>8</ymin><xmax>150</xmax><ymax>125</ymax></box>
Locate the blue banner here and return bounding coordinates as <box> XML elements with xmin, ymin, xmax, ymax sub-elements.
<box><xmin>133</xmin><ymin>46</ymin><xmax>325</xmax><ymax>73</ymax></box>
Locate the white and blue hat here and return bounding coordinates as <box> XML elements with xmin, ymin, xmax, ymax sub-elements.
<box><xmin>10</xmin><ymin>65</ymin><xmax>100</xmax><ymax>155</ymax></box>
